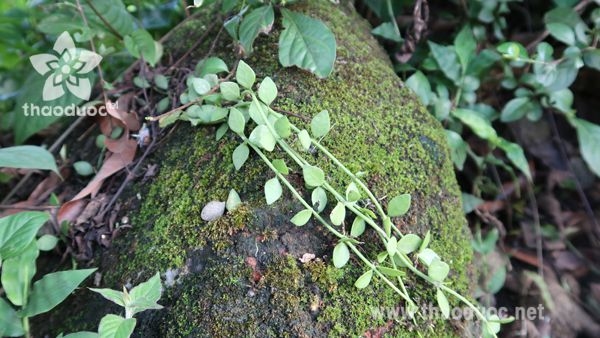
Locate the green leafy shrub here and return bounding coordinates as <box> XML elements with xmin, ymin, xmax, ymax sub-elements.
<box><xmin>0</xmin><ymin>211</ymin><xmax>96</xmax><ymax>338</ymax></box>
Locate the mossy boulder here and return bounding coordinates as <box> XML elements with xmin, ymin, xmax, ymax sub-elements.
<box><xmin>40</xmin><ymin>1</ymin><xmax>474</xmax><ymax>337</ymax></box>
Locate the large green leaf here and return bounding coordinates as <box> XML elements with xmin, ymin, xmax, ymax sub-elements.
<box><xmin>1</xmin><ymin>242</ymin><xmax>38</xmax><ymax>307</ymax></box>
<box><xmin>21</xmin><ymin>268</ymin><xmax>96</xmax><ymax>317</ymax></box>
<box><xmin>0</xmin><ymin>297</ymin><xmax>24</xmax><ymax>337</ymax></box>
<box><xmin>98</xmin><ymin>314</ymin><xmax>136</xmax><ymax>338</ymax></box>
<box><xmin>238</xmin><ymin>5</ymin><xmax>274</xmax><ymax>54</ymax></box>
<box><xmin>573</xmin><ymin>118</ymin><xmax>600</xmax><ymax>178</ymax></box>
<box><xmin>278</xmin><ymin>9</ymin><xmax>336</xmax><ymax>78</ymax></box>
<box><xmin>0</xmin><ymin>146</ymin><xmax>58</xmax><ymax>174</ymax></box>
<box><xmin>0</xmin><ymin>211</ymin><xmax>48</xmax><ymax>260</ymax></box>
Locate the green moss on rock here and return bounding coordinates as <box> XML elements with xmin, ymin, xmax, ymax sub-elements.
<box><xmin>38</xmin><ymin>1</ymin><xmax>474</xmax><ymax>337</ymax></box>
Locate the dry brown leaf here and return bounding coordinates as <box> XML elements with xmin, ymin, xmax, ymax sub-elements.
<box><xmin>106</xmin><ymin>96</ymin><xmax>140</xmax><ymax>131</ymax></box>
<box><xmin>70</xmin><ymin>137</ymin><xmax>137</xmax><ymax>201</ymax></box>
<box><xmin>57</xmin><ymin>199</ymin><xmax>87</xmax><ymax>224</ymax></box>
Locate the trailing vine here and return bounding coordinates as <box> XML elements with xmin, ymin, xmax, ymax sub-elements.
<box><xmin>151</xmin><ymin>59</ymin><xmax>511</xmax><ymax>337</ymax></box>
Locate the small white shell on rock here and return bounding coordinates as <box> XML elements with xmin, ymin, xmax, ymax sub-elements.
<box><xmin>201</xmin><ymin>201</ymin><xmax>226</xmax><ymax>221</ymax></box>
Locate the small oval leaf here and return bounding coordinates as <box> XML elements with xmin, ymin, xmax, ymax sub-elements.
<box><xmin>264</xmin><ymin>177</ymin><xmax>282</xmax><ymax>205</ymax></box>
<box><xmin>354</xmin><ymin>270</ymin><xmax>373</xmax><ymax>289</ymax></box>
<box><xmin>332</xmin><ymin>241</ymin><xmax>350</xmax><ymax>268</ymax></box>
<box><xmin>290</xmin><ymin>209</ymin><xmax>312</xmax><ymax>226</ymax></box>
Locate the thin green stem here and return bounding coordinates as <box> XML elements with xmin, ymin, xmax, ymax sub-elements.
<box><xmin>347</xmin><ymin>244</ymin><xmax>414</xmax><ymax>305</ymax></box>
<box><xmin>253</xmin><ymin>96</ymin><xmax>415</xmax><ymax>310</ymax></box>
<box><xmin>257</xmin><ymin>99</ymin><xmax>391</xmax><ymax>240</ymax></box>
<box><xmin>22</xmin><ymin>317</ymin><xmax>31</xmax><ymax>338</ymax></box>
<box><xmin>287</xmin><ymin>122</ymin><xmax>389</xmax><ymax>224</ymax></box>
<box><xmin>241</xmin><ymin>135</ymin><xmax>349</xmax><ymax>241</ymax></box>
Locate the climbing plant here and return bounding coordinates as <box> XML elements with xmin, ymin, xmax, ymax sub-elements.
<box><xmin>150</xmin><ymin>59</ymin><xmax>511</xmax><ymax>337</ymax></box>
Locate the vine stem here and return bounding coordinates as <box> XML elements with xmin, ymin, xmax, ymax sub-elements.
<box><xmin>259</xmin><ymin>102</ymin><xmax>390</xmax><ymax>238</ymax></box>
<box><xmin>250</xmin><ymin>95</ymin><xmax>415</xmax><ymax>307</ymax></box>
<box><xmin>240</xmin><ymin>134</ymin><xmax>348</xmax><ymax>241</ymax></box>
<box><xmin>285</xmin><ymin>119</ymin><xmax>390</xmax><ymax>227</ymax></box>
<box><xmin>239</xmin><ymin>133</ymin><xmax>415</xmax><ymax>305</ymax></box>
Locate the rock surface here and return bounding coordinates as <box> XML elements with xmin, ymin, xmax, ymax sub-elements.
<box><xmin>39</xmin><ymin>1</ymin><xmax>474</xmax><ymax>337</ymax></box>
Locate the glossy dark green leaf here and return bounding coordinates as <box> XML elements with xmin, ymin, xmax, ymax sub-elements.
<box><xmin>278</xmin><ymin>9</ymin><xmax>336</xmax><ymax>78</ymax></box>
